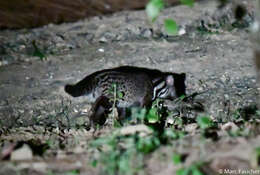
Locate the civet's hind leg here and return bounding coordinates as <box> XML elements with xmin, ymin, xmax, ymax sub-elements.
<box><xmin>89</xmin><ymin>96</ymin><xmax>112</xmax><ymax>128</ymax></box>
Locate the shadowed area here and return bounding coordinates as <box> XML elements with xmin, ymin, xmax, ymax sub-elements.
<box><xmin>0</xmin><ymin>0</ymin><xmax>184</xmax><ymax>29</ymax></box>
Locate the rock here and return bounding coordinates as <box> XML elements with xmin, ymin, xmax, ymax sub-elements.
<box><xmin>140</xmin><ymin>28</ymin><xmax>153</xmax><ymax>38</ymax></box>
<box><xmin>99</xmin><ymin>36</ymin><xmax>108</xmax><ymax>43</ymax></box>
<box><xmin>166</xmin><ymin>117</ymin><xmax>175</xmax><ymax>125</ymax></box>
<box><xmin>0</xmin><ymin>61</ymin><xmax>8</xmax><ymax>66</ymax></box>
<box><xmin>98</xmin><ymin>32</ymin><xmax>117</xmax><ymax>43</ymax></box>
<box><xmin>98</xmin><ymin>48</ymin><xmax>105</xmax><ymax>52</ymax></box>
<box><xmin>185</xmin><ymin>123</ymin><xmax>199</xmax><ymax>134</ymax></box>
<box><xmin>119</xmin><ymin>124</ymin><xmax>152</xmax><ymax>137</ymax></box>
<box><xmin>0</xmin><ymin>142</ymin><xmax>16</xmax><ymax>160</ymax></box>
<box><xmin>10</xmin><ymin>144</ymin><xmax>33</xmax><ymax>161</ymax></box>
<box><xmin>178</xmin><ymin>27</ymin><xmax>186</xmax><ymax>36</ymax></box>
<box><xmin>221</xmin><ymin>122</ymin><xmax>239</xmax><ymax>132</ymax></box>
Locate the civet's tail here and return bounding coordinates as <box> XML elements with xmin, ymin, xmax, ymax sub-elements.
<box><xmin>64</xmin><ymin>84</ymin><xmax>85</xmax><ymax>97</ymax></box>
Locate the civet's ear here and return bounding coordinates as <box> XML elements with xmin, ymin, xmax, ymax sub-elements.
<box><xmin>166</xmin><ymin>75</ymin><xmax>174</xmax><ymax>86</ymax></box>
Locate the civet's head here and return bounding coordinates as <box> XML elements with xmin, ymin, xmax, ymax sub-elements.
<box><xmin>153</xmin><ymin>73</ymin><xmax>186</xmax><ymax>100</ymax></box>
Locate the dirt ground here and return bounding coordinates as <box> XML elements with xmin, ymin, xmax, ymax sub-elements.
<box><xmin>0</xmin><ymin>0</ymin><xmax>260</xmax><ymax>175</ymax></box>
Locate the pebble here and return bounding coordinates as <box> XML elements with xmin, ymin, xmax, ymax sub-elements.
<box><xmin>166</xmin><ymin>118</ymin><xmax>174</xmax><ymax>125</ymax></box>
<box><xmin>18</xmin><ymin>109</ymin><xmax>25</xmax><ymax>114</ymax></box>
<box><xmin>99</xmin><ymin>32</ymin><xmax>117</xmax><ymax>43</ymax></box>
<box><xmin>220</xmin><ymin>75</ymin><xmax>227</xmax><ymax>83</ymax></box>
<box><xmin>224</xmin><ymin>94</ymin><xmax>229</xmax><ymax>99</ymax></box>
<box><xmin>99</xmin><ymin>36</ymin><xmax>108</xmax><ymax>43</ymax></box>
<box><xmin>185</xmin><ymin>123</ymin><xmax>199</xmax><ymax>133</ymax></box>
<box><xmin>221</xmin><ymin>122</ymin><xmax>239</xmax><ymax>132</ymax></box>
<box><xmin>10</xmin><ymin>144</ymin><xmax>33</xmax><ymax>161</ymax></box>
<box><xmin>98</xmin><ymin>48</ymin><xmax>105</xmax><ymax>52</ymax></box>
<box><xmin>178</xmin><ymin>27</ymin><xmax>186</xmax><ymax>36</ymax></box>
<box><xmin>0</xmin><ymin>60</ymin><xmax>8</xmax><ymax>66</ymax></box>
<box><xmin>140</xmin><ymin>28</ymin><xmax>153</xmax><ymax>38</ymax></box>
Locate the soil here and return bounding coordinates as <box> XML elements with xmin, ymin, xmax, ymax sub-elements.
<box><xmin>0</xmin><ymin>1</ymin><xmax>259</xmax><ymax>175</ymax></box>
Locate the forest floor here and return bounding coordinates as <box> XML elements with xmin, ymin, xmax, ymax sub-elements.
<box><xmin>0</xmin><ymin>1</ymin><xmax>260</xmax><ymax>175</ymax></box>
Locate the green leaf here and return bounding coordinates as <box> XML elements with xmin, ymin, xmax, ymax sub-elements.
<box><xmin>180</xmin><ymin>0</ymin><xmax>194</xmax><ymax>7</ymax></box>
<box><xmin>175</xmin><ymin>117</ymin><xmax>184</xmax><ymax>127</ymax></box>
<box><xmin>256</xmin><ymin>147</ymin><xmax>260</xmax><ymax>154</ymax></box>
<box><xmin>118</xmin><ymin>91</ymin><xmax>124</xmax><ymax>98</ymax></box>
<box><xmin>163</xmin><ymin>129</ymin><xmax>178</xmax><ymax>139</ymax></box>
<box><xmin>178</xmin><ymin>131</ymin><xmax>186</xmax><ymax>139</ymax></box>
<box><xmin>112</xmin><ymin>83</ymin><xmax>117</xmax><ymax>89</ymax></box>
<box><xmin>118</xmin><ymin>153</ymin><xmax>130</xmax><ymax>174</ymax></box>
<box><xmin>47</xmin><ymin>170</ymin><xmax>55</xmax><ymax>175</ymax></box>
<box><xmin>190</xmin><ymin>164</ymin><xmax>204</xmax><ymax>175</ymax></box>
<box><xmin>132</xmin><ymin>107</ymin><xmax>147</xmax><ymax>120</ymax></box>
<box><xmin>32</xmin><ymin>40</ymin><xmax>46</xmax><ymax>60</ymax></box>
<box><xmin>91</xmin><ymin>159</ymin><xmax>98</xmax><ymax>167</ymax></box>
<box><xmin>137</xmin><ymin>136</ymin><xmax>160</xmax><ymax>154</ymax></box>
<box><xmin>176</xmin><ymin>168</ymin><xmax>190</xmax><ymax>175</ymax></box>
<box><xmin>146</xmin><ymin>0</ymin><xmax>164</xmax><ymax>22</ymax></box>
<box><xmin>164</xmin><ymin>19</ymin><xmax>178</xmax><ymax>35</ymax></box>
<box><xmin>172</xmin><ymin>153</ymin><xmax>182</xmax><ymax>165</ymax></box>
<box><xmin>255</xmin><ymin>147</ymin><xmax>260</xmax><ymax>159</ymax></box>
<box><xmin>179</xmin><ymin>95</ymin><xmax>186</xmax><ymax>100</ymax></box>
<box><xmin>113</xmin><ymin>119</ymin><xmax>122</xmax><ymax>128</ymax></box>
<box><xmin>65</xmin><ymin>170</ymin><xmax>80</xmax><ymax>175</ymax></box>
<box><xmin>196</xmin><ymin>116</ymin><xmax>213</xmax><ymax>129</ymax></box>
<box><xmin>146</xmin><ymin>108</ymin><xmax>159</xmax><ymax>123</ymax></box>
<box><xmin>193</xmin><ymin>168</ymin><xmax>204</xmax><ymax>175</ymax></box>
<box><xmin>91</xmin><ymin>136</ymin><xmax>112</xmax><ymax>147</ymax></box>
